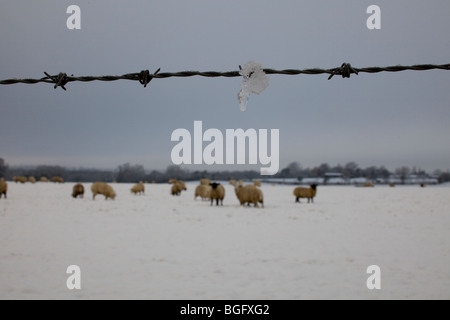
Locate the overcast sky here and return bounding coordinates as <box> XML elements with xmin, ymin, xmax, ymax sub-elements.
<box><xmin>1</xmin><ymin>0</ymin><xmax>449</xmax><ymax>172</ymax></box>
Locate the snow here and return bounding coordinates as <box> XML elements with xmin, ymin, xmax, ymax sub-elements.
<box><xmin>1</xmin><ymin>182</ymin><xmax>449</xmax><ymax>300</ymax></box>
<box><xmin>238</xmin><ymin>62</ymin><xmax>269</xmax><ymax>111</ymax></box>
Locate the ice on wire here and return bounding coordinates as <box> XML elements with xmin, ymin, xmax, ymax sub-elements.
<box><xmin>238</xmin><ymin>62</ymin><xmax>269</xmax><ymax>111</ymax></box>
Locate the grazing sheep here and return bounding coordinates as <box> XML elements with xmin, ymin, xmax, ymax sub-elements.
<box><xmin>421</xmin><ymin>184</ymin><xmax>427</xmax><ymax>188</ymax></box>
<box><xmin>230</xmin><ymin>180</ymin><xmax>264</xmax><ymax>208</ymax></box>
<box><xmin>0</xmin><ymin>178</ymin><xmax>7</xmax><ymax>199</ymax></box>
<box><xmin>294</xmin><ymin>184</ymin><xmax>318</xmax><ymax>203</ymax></box>
<box><xmin>169</xmin><ymin>179</ymin><xmax>187</xmax><ymax>196</ymax></box>
<box><xmin>28</xmin><ymin>176</ymin><xmax>36</xmax><ymax>184</ymax></box>
<box><xmin>72</xmin><ymin>183</ymin><xmax>85</xmax><ymax>199</ymax></box>
<box><xmin>390</xmin><ymin>184</ymin><xmax>396</xmax><ymax>188</ymax></box>
<box><xmin>52</xmin><ymin>176</ymin><xmax>64</xmax><ymax>184</ymax></box>
<box><xmin>364</xmin><ymin>182</ymin><xmax>375</xmax><ymax>188</ymax></box>
<box><xmin>91</xmin><ymin>182</ymin><xmax>116</xmax><ymax>200</ymax></box>
<box><xmin>195</xmin><ymin>184</ymin><xmax>211</xmax><ymax>201</ymax></box>
<box><xmin>40</xmin><ymin>177</ymin><xmax>49</xmax><ymax>183</ymax></box>
<box><xmin>131</xmin><ymin>182</ymin><xmax>145</xmax><ymax>195</ymax></box>
<box><xmin>209</xmin><ymin>183</ymin><xmax>225</xmax><ymax>206</ymax></box>
<box><xmin>13</xmin><ymin>176</ymin><xmax>27</xmax><ymax>184</ymax></box>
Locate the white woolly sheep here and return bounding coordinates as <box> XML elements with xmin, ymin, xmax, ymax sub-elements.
<box><xmin>52</xmin><ymin>176</ymin><xmax>64</xmax><ymax>184</ymax></box>
<box><xmin>294</xmin><ymin>184</ymin><xmax>318</xmax><ymax>203</ymax></box>
<box><xmin>200</xmin><ymin>178</ymin><xmax>211</xmax><ymax>186</ymax></box>
<box><xmin>209</xmin><ymin>183</ymin><xmax>225</xmax><ymax>206</ymax></box>
<box><xmin>72</xmin><ymin>183</ymin><xmax>85</xmax><ymax>199</ymax></box>
<box><xmin>40</xmin><ymin>177</ymin><xmax>49</xmax><ymax>183</ymax></box>
<box><xmin>230</xmin><ymin>180</ymin><xmax>264</xmax><ymax>208</ymax></box>
<box><xmin>0</xmin><ymin>178</ymin><xmax>7</xmax><ymax>199</ymax></box>
<box><xmin>13</xmin><ymin>176</ymin><xmax>27</xmax><ymax>184</ymax></box>
<box><xmin>91</xmin><ymin>182</ymin><xmax>116</xmax><ymax>200</ymax></box>
<box><xmin>28</xmin><ymin>176</ymin><xmax>36</xmax><ymax>184</ymax></box>
<box><xmin>195</xmin><ymin>184</ymin><xmax>211</xmax><ymax>201</ymax></box>
<box><xmin>170</xmin><ymin>179</ymin><xmax>187</xmax><ymax>196</ymax></box>
<box><xmin>131</xmin><ymin>182</ymin><xmax>145</xmax><ymax>195</ymax></box>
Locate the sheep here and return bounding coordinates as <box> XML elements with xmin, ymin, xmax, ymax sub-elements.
<box><xmin>52</xmin><ymin>176</ymin><xmax>64</xmax><ymax>184</ymax></box>
<box><xmin>195</xmin><ymin>184</ymin><xmax>211</xmax><ymax>201</ymax></box>
<box><xmin>200</xmin><ymin>178</ymin><xmax>211</xmax><ymax>186</ymax></box>
<box><xmin>91</xmin><ymin>182</ymin><xmax>116</xmax><ymax>200</ymax></box>
<box><xmin>13</xmin><ymin>176</ymin><xmax>27</xmax><ymax>184</ymax></box>
<box><xmin>0</xmin><ymin>178</ymin><xmax>7</xmax><ymax>199</ymax></box>
<box><xmin>72</xmin><ymin>183</ymin><xmax>85</xmax><ymax>199</ymax></box>
<box><xmin>40</xmin><ymin>177</ymin><xmax>49</xmax><ymax>183</ymax></box>
<box><xmin>131</xmin><ymin>182</ymin><xmax>145</xmax><ymax>195</ymax></box>
<box><xmin>169</xmin><ymin>179</ymin><xmax>187</xmax><ymax>196</ymax></box>
<box><xmin>421</xmin><ymin>184</ymin><xmax>427</xmax><ymax>188</ymax></box>
<box><xmin>230</xmin><ymin>180</ymin><xmax>264</xmax><ymax>208</ymax></box>
<box><xmin>28</xmin><ymin>176</ymin><xmax>36</xmax><ymax>184</ymax></box>
<box><xmin>253</xmin><ymin>180</ymin><xmax>262</xmax><ymax>187</ymax></box>
<box><xmin>294</xmin><ymin>184</ymin><xmax>318</xmax><ymax>203</ymax></box>
<box><xmin>209</xmin><ymin>183</ymin><xmax>225</xmax><ymax>206</ymax></box>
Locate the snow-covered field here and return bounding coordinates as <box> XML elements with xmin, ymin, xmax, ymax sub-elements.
<box><xmin>0</xmin><ymin>182</ymin><xmax>449</xmax><ymax>300</ymax></box>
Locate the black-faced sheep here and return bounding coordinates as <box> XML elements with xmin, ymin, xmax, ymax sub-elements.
<box><xmin>0</xmin><ymin>178</ymin><xmax>7</xmax><ymax>199</ymax></box>
<box><xmin>209</xmin><ymin>183</ymin><xmax>225</xmax><ymax>206</ymax></box>
<box><xmin>72</xmin><ymin>183</ymin><xmax>85</xmax><ymax>199</ymax></box>
<box><xmin>131</xmin><ymin>182</ymin><xmax>145</xmax><ymax>195</ymax></box>
<box><xmin>294</xmin><ymin>184</ymin><xmax>318</xmax><ymax>203</ymax></box>
<box><xmin>230</xmin><ymin>180</ymin><xmax>264</xmax><ymax>208</ymax></box>
<box><xmin>91</xmin><ymin>182</ymin><xmax>116</xmax><ymax>200</ymax></box>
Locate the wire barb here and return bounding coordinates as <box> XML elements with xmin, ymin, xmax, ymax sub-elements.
<box><xmin>328</xmin><ymin>63</ymin><xmax>359</xmax><ymax>80</ymax></box>
<box><xmin>1</xmin><ymin>63</ymin><xmax>449</xmax><ymax>90</ymax></box>
<box><xmin>44</xmin><ymin>72</ymin><xmax>69</xmax><ymax>91</ymax></box>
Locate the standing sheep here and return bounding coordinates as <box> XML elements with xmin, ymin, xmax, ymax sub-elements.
<box><xmin>0</xmin><ymin>178</ymin><xmax>7</xmax><ymax>199</ymax></box>
<box><xmin>195</xmin><ymin>184</ymin><xmax>211</xmax><ymax>201</ymax></box>
<box><xmin>131</xmin><ymin>182</ymin><xmax>145</xmax><ymax>195</ymax></box>
<box><xmin>52</xmin><ymin>177</ymin><xmax>64</xmax><ymax>184</ymax></box>
<box><xmin>230</xmin><ymin>180</ymin><xmax>264</xmax><ymax>208</ymax></box>
<box><xmin>169</xmin><ymin>179</ymin><xmax>187</xmax><ymax>196</ymax></box>
<box><xmin>294</xmin><ymin>184</ymin><xmax>318</xmax><ymax>203</ymax></box>
<box><xmin>91</xmin><ymin>182</ymin><xmax>116</xmax><ymax>200</ymax></box>
<box><xmin>28</xmin><ymin>176</ymin><xmax>36</xmax><ymax>184</ymax></box>
<box><xmin>72</xmin><ymin>184</ymin><xmax>85</xmax><ymax>199</ymax></box>
<box><xmin>40</xmin><ymin>177</ymin><xmax>49</xmax><ymax>183</ymax></box>
<box><xmin>209</xmin><ymin>183</ymin><xmax>225</xmax><ymax>206</ymax></box>
<box><xmin>13</xmin><ymin>176</ymin><xmax>27</xmax><ymax>184</ymax></box>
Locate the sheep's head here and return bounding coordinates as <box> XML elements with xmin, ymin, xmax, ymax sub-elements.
<box><xmin>210</xmin><ymin>183</ymin><xmax>221</xmax><ymax>190</ymax></box>
<box><xmin>310</xmin><ymin>184</ymin><xmax>318</xmax><ymax>190</ymax></box>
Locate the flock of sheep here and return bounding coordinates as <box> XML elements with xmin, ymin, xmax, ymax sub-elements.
<box><xmin>0</xmin><ymin>177</ymin><xmax>319</xmax><ymax>207</ymax></box>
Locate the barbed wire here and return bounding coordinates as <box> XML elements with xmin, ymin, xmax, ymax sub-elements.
<box><xmin>0</xmin><ymin>63</ymin><xmax>449</xmax><ymax>91</ymax></box>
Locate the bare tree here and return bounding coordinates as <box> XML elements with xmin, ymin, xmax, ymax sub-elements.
<box><xmin>395</xmin><ymin>167</ymin><xmax>411</xmax><ymax>184</ymax></box>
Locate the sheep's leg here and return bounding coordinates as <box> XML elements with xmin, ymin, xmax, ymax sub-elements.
<box><xmin>93</xmin><ymin>193</ymin><xmax>96</xmax><ymax>200</ymax></box>
<box><xmin>296</xmin><ymin>197</ymin><xmax>300</xmax><ymax>203</ymax></box>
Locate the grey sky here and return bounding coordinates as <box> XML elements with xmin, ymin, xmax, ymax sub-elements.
<box><xmin>1</xmin><ymin>0</ymin><xmax>449</xmax><ymax>172</ymax></box>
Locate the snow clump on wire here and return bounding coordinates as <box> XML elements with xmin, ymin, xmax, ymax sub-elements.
<box><xmin>238</xmin><ymin>61</ymin><xmax>269</xmax><ymax>111</ymax></box>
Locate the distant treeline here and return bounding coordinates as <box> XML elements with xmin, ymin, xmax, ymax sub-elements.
<box><xmin>1</xmin><ymin>158</ymin><xmax>450</xmax><ymax>184</ymax></box>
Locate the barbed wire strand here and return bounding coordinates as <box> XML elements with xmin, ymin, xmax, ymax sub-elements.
<box><xmin>0</xmin><ymin>63</ymin><xmax>449</xmax><ymax>90</ymax></box>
